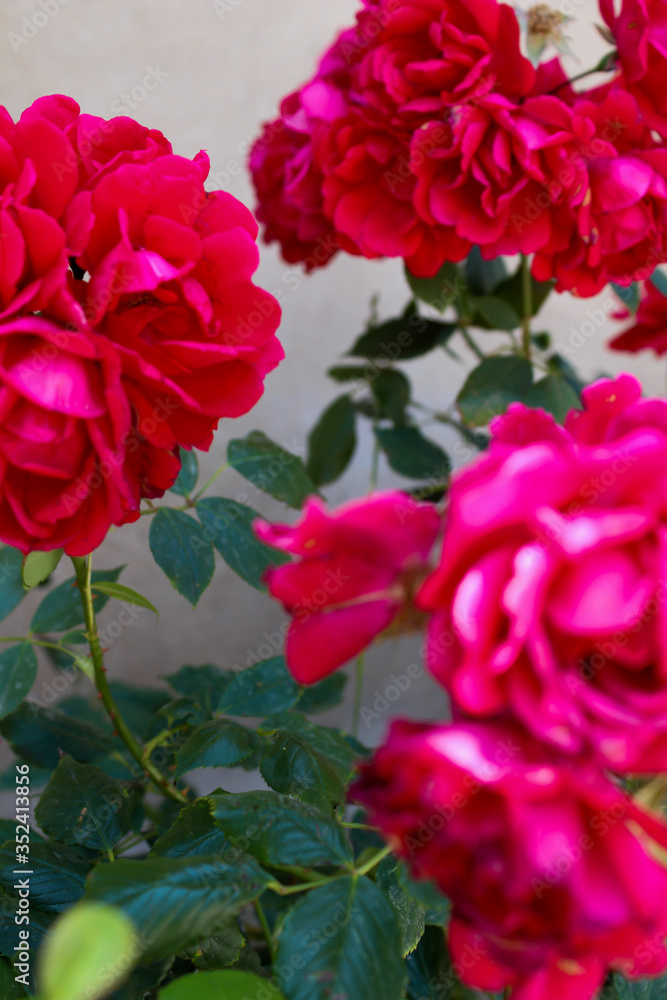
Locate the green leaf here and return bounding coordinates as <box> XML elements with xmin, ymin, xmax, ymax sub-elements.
<box><xmin>494</xmin><ymin>268</ymin><xmax>555</xmax><ymax>318</ymax></box>
<box><xmin>0</xmin><ymin>644</ymin><xmax>38</xmax><ymax>719</ymax></box>
<box><xmin>228</xmin><ymin>431</ymin><xmax>317</xmax><ymax>509</ymax></box>
<box><xmin>465</xmin><ymin>247</ymin><xmax>507</xmax><ymax>296</ymax></box>
<box><xmin>523</xmin><ymin>374</ymin><xmax>580</xmax><ymax>423</ymax></box>
<box><xmin>0</xmin><ymin>840</ymin><xmax>93</xmax><ymax>913</ymax></box>
<box><xmin>405</xmin><ymin>262</ymin><xmax>462</xmax><ymax>311</ymax></box>
<box><xmin>196</xmin><ymin>497</ymin><xmax>290</xmax><ymax>591</ymax></box>
<box><xmin>405</xmin><ymin>925</ymin><xmax>455</xmax><ymax>1000</ymax></box>
<box><xmin>0</xmin><ymin>957</ymin><xmax>27</xmax><ymax>997</ymax></box>
<box><xmin>85</xmin><ymin>855</ymin><xmax>270</xmax><ymax>963</ymax></box>
<box><xmin>457</xmin><ymin>356</ymin><xmax>533</xmax><ymax>426</ymax></box>
<box><xmin>159</xmin><ymin>970</ymin><xmax>285</xmax><ymax>1000</ymax></box>
<box><xmin>149</xmin><ymin>509</ymin><xmax>215</xmax><ymax>607</ymax></box>
<box><xmin>108</xmin><ymin>958</ymin><xmax>174</xmax><ymax>1000</ymax></box>
<box><xmin>375</xmin><ymin>426</ymin><xmax>451</xmax><ymax>481</ymax></box>
<box><xmin>306</xmin><ymin>395</ymin><xmax>357</xmax><ymax>487</ymax></box>
<box><xmin>170</xmin><ymin>450</ymin><xmax>198</xmax><ymax>497</ymax></box>
<box><xmin>209</xmin><ymin>790</ymin><xmax>353</xmax><ymax>867</ymax></box>
<box><xmin>376</xmin><ymin>855</ymin><xmax>426</xmax><ymax>956</ymax></box>
<box><xmin>35</xmin><ymin>756</ymin><xmax>134</xmax><ymax>852</ymax></box>
<box><xmin>164</xmin><ymin>663</ymin><xmax>234</xmax><ymax>707</ymax></box>
<box><xmin>150</xmin><ymin>800</ymin><xmax>235</xmax><ymax>861</ymax></box>
<box><xmin>613</xmin><ymin>974</ymin><xmax>667</xmax><ymax>998</ymax></box>
<box><xmin>218</xmin><ymin>657</ymin><xmax>301</xmax><ymax>717</ymax></box>
<box><xmin>0</xmin><ymin>547</ymin><xmax>26</xmax><ymax>623</ymax></box>
<box><xmin>371</xmin><ymin>369</ymin><xmax>411</xmax><ymax>425</ymax></box>
<box><xmin>21</xmin><ymin>549</ymin><xmax>63</xmax><ymax>591</ymax></box>
<box><xmin>174</xmin><ymin>720</ymin><xmax>259</xmax><ymax>778</ymax></box>
<box><xmin>275</xmin><ymin>876</ymin><xmax>405</xmax><ymax>1000</ymax></box>
<box><xmin>296</xmin><ymin>673</ymin><xmax>347</xmax><ymax>714</ymax></box>
<box><xmin>0</xmin><ymin>704</ymin><xmax>112</xmax><ymax>768</ymax></box>
<box><xmin>472</xmin><ymin>295</ymin><xmax>520</xmax><ymax>331</ymax></box>
<box><xmin>349</xmin><ymin>302</ymin><xmax>456</xmax><ymax>359</ymax></box>
<box><xmin>612</xmin><ymin>282</ymin><xmax>641</xmax><ymax>314</ymax></box>
<box><xmin>650</xmin><ymin>269</ymin><xmax>667</xmax><ymax>298</ymax></box>
<box><xmin>30</xmin><ymin>567</ymin><xmax>123</xmax><ymax>633</ymax></box>
<box><xmin>259</xmin><ymin>712</ymin><xmax>358</xmax><ymax>811</ymax></box>
<box><xmin>396</xmin><ymin>865</ymin><xmax>451</xmax><ymax>927</ymax></box>
<box><xmin>90</xmin><ymin>581</ymin><xmax>158</xmax><ymax>616</ymax></box>
<box><xmin>38</xmin><ymin>902</ymin><xmax>139</xmax><ymax>1000</ymax></box>
<box><xmin>327</xmin><ymin>365</ymin><xmax>368</xmax><ymax>383</ymax></box>
<box><xmin>181</xmin><ymin>925</ymin><xmax>245</xmax><ymax>970</ymax></box>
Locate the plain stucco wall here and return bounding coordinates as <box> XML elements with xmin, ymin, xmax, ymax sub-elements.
<box><xmin>0</xmin><ymin>0</ymin><xmax>662</xmax><ymax>745</ymax></box>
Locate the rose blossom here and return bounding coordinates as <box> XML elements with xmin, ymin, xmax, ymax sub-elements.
<box><xmin>255</xmin><ymin>492</ymin><xmax>441</xmax><ymax>683</ymax></box>
<box><xmin>600</xmin><ymin>0</ymin><xmax>667</xmax><ymax>139</ymax></box>
<box><xmin>353</xmin><ymin>720</ymin><xmax>667</xmax><ymax>1000</ymax></box>
<box><xmin>68</xmin><ymin>150</ymin><xmax>283</xmax><ymax>455</ymax></box>
<box><xmin>250</xmin><ymin>0</ymin><xmax>535</xmax><ymax>276</ymax></box>
<box><xmin>419</xmin><ymin>373</ymin><xmax>667</xmax><ymax>770</ymax></box>
<box><xmin>0</xmin><ymin>316</ymin><xmax>141</xmax><ymax>555</ymax></box>
<box><xmin>610</xmin><ymin>279</ymin><xmax>667</xmax><ymax>355</ymax></box>
<box><xmin>0</xmin><ymin>99</ymin><xmax>81</xmax><ymax>324</ymax></box>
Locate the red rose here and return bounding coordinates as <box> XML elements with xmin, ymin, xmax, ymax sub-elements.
<box><xmin>601</xmin><ymin>0</ymin><xmax>667</xmax><ymax>139</ymax></box>
<box><xmin>255</xmin><ymin>492</ymin><xmax>441</xmax><ymax>682</ymax></box>
<box><xmin>0</xmin><ymin>316</ymin><xmax>139</xmax><ymax>555</ymax></box>
<box><xmin>354</xmin><ymin>720</ymin><xmax>667</xmax><ymax>1000</ymax></box>
<box><xmin>71</xmin><ymin>152</ymin><xmax>282</xmax><ymax>454</ymax></box>
<box><xmin>610</xmin><ymin>279</ymin><xmax>667</xmax><ymax>354</ymax></box>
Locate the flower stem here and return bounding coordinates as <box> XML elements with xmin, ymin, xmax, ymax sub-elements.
<box><xmin>352</xmin><ymin>654</ymin><xmax>365</xmax><ymax>738</ymax></box>
<box><xmin>521</xmin><ymin>254</ymin><xmax>533</xmax><ymax>360</ymax></box>
<box><xmin>192</xmin><ymin>460</ymin><xmax>230</xmax><ymax>502</ymax></box>
<box><xmin>459</xmin><ymin>325</ymin><xmax>485</xmax><ymax>361</ymax></box>
<box><xmin>268</xmin><ymin>845</ymin><xmax>393</xmax><ymax>896</ymax></box>
<box><xmin>254</xmin><ymin>899</ymin><xmax>275</xmax><ymax>964</ymax></box>
<box><xmin>71</xmin><ymin>555</ymin><xmax>188</xmax><ymax>805</ymax></box>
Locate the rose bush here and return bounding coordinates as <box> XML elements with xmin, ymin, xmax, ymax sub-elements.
<box><xmin>5</xmin><ymin>4</ymin><xmax>667</xmax><ymax>1000</ymax></box>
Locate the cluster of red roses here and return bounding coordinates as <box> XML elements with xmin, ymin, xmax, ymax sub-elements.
<box><xmin>0</xmin><ymin>96</ymin><xmax>282</xmax><ymax>556</ymax></box>
<box><xmin>259</xmin><ymin>373</ymin><xmax>667</xmax><ymax>1000</ymax></box>
<box><xmin>250</xmin><ymin>0</ymin><xmax>667</xmax><ymax>296</ymax></box>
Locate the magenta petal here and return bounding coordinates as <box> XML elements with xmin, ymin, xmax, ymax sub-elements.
<box><xmin>285</xmin><ymin>600</ymin><xmax>398</xmax><ymax>683</ymax></box>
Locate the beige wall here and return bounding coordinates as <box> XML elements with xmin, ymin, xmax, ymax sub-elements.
<box><xmin>0</xmin><ymin>0</ymin><xmax>661</xmax><ymax>744</ymax></box>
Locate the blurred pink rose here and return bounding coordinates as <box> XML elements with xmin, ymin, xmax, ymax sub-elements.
<box><xmin>354</xmin><ymin>719</ymin><xmax>667</xmax><ymax>1000</ymax></box>
<box><xmin>420</xmin><ymin>373</ymin><xmax>667</xmax><ymax>770</ymax></box>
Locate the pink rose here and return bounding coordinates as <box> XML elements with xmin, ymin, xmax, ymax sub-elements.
<box><xmin>353</xmin><ymin>719</ymin><xmax>667</xmax><ymax>1000</ymax></box>
<box><xmin>255</xmin><ymin>492</ymin><xmax>441</xmax><ymax>683</ymax></box>
<box><xmin>0</xmin><ymin>317</ymin><xmax>139</xmax><ymax>555</ymax></box>
<box><xmin>601</xmin><ymin>0</ymin><xmax>667</xmax><ymax>139</ymax></box>
<box><xmin>610</xmin><ymin>280</ymin><xmax>667</xmax><ymax>355</ymax></box>
<box><xmin>419</xmin><ymin>374</ymin><xmax>667</xmax><ymax>770</ymax></box>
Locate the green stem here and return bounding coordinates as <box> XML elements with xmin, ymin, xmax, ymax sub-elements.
<box><xmin>71</xmin><ymin>556</ymin><xmax>188</xmax><ymax>805</ymax></box>
<box><xmin>354</xmin><ymin>843</ymin><xmax>392</xmax><ymax>876</ymax></box>
<box><xmin>459</xmin><ymin>326</ymin><xmax>485</xmax><ymax>361</ymax></box>
<box><xmin>0</xmin><ymin>636</ymin><xmax>80</xmax><ymax>661</ymax></box>
<box><xmin>352</xmin><ymin>654</ymin><xmax>365</xmax><ymax>739</ymax></box>
<box><xmin>339</xmin><ymin>821</ymin><xmax>379</xmax><ymax>832</ymax></box>
<box><xmin>547</xmin><ymin>53</ymin><xmax>616</xmax><ymax>94</ymax></box>
<box><xmin>192</xmin><ymin>460</ymin><xmax>230</xmax><ymax>502</ymax></box>
<box><xmin>521</xmin><ymin>254</ymin><xmax>533</xmax><ymax>360</ymax></box>
<box><xmin>268</xmin><ymin>845</ymin><xmax>393</xmax><ymax>897</ymax></box>
<box><xmin>369</xmin><ymin>437</ymin><xmax>381</xmax><ymax>494</ymax></box>
<box><xmin>254</xmin><ymin>899</ymin><xmax>275</xmax><ymax>963</ymax></box>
